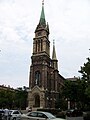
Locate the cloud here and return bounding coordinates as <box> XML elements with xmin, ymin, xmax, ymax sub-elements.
<box><xmin>0</xmin><ymin>0</ymin><xmax>15</xmax><ymax>4</ymax></box>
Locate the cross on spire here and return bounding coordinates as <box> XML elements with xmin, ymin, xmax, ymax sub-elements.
<box><xmin>42</xmin><ymin>0</ymin><xmax>44</xmax><ymax>6</ymax></box>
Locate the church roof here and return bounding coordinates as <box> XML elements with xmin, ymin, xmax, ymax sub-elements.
<box><xmin>39</xmin><ymin>1</ymin><xmax>46</xmax><ymax>25</ymax></box>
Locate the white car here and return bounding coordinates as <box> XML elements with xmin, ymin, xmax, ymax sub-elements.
<box><xmin>21</xmin><ymin>111</ymin><xmax>66</xmax><ymax>120</ymax></box>
<box><xmin>9</xmin><ymin>110</ymin><xmax>22</xmax><ymax>120</ymax></box>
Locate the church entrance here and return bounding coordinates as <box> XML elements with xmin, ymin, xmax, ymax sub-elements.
<box><xmin>34</xmin><ymin>94</ymin><xmax>40</xmax><ymax>107</ymax></box>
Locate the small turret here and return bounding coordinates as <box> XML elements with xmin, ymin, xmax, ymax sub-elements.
<box><xmin>52</xmin><ymin>40</ymin><xmax>58</xmax><ymax>70</ymax></box>
<box><xmin>46</xmin><ymin>22</ymin><xmax>49</xmax><ymax>34</ymax></box>
<box><xmin>52</xmin><ymin>40</ymin><xmax>57</xmax><ymax>60</ymax></box>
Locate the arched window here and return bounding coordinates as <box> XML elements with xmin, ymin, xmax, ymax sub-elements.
<box><xmin>35</xmin><ymin>71</ymin><xmax>40</xmax><ymax>86</ymax></box>
<box><xmin>47</xmin><ymin>71</ymin><xmax>51</xmax><ymax>90</ymax></box>
<box><xmin>36</xmin><ymin>41</ymin><xmax>37</xmax><ymax>52</ymax></box>
<box><xmin>38</xmin><ymin>40</ymin><xmax>40</xmax><ymax>52</ymax></box>
<box><xmin>41</xmin><ymin>39</ymin><xmax>42</xmax><ymax>51</ymax></box>
<box><xmin>34</xmin><ymin>94</ymin><xmax>40</xmax><ymax>107</ymax></box>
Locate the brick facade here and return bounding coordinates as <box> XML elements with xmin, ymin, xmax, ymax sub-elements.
<box><xmin>28</xmin><ymin>2</ymin><xmax>65</xmax><ymax>109</ymax></box>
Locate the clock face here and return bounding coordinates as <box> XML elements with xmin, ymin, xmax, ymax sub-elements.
<box><xmin>38</xmin><ymin>32</ymin><xmax>41</xmax><ymax>36</ymax></box>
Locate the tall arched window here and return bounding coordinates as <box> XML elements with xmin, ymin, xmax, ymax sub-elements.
<box><xmin>38</xmin><ymin>40</ymin><xmax>40</xmax><ymax>52</ymax></box>
<box><xmin>47</xmin><ymin>71</ymin><xmax>51</xmax><ymax>90</ymax></box>
<box><xmin>35</xmin><ymin>71</ymin><xmax>40</xmax><ymax>86</ymax></box>
<box><xmin>34</xmin><ymin>94</ymin><xmax>40</xmax><ymax>107</ymax></box>
<box><xmin>41</xmin><ymin>39</ymin><xmax>42</xmax><ymax>51</ymax></box>
<box><xmin>36</xmin><ymin>41</ymin><xmax>37</xmax><ymax>52</ymax></box>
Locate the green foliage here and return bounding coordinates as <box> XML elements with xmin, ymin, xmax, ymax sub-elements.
<box><xmin>62</xmin><ymin>79</ymin><xmax>90</xmax><ymax>110</ymax></box>
<box><xmin>60</xmin><ymin>57</ymin><xmax>90</xmax><ymax>110</ymax></box>
<box><xmin>85</xmin><ymin>86</ymin><xmax>90</xmax><ymax>98</ymax></box>
<box><xmin>15</xmin><ymin>87</ymin><xmax>28</xmax><ymax>109</ymax></box>
<box><xmin>0</xmin><ymin>89</ymin><xmax>15</xmax><ymax>108</ymax></box>
<box><xmin>79</xmin><ymin>57</ymin><xmax>90</xmax><ymax>81</ymax></box>
<box><xmin>79</xmin><ymin>57</ymin><xmax>90</xmax><ymax>110</ymax></box>
<box><xmin>0</xmin><ymin>86</ymin><xmax>28</xmax><ymax>109</ymax></box>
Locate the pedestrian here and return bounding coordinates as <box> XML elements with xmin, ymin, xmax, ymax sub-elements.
<box><xmin>28</xmin><ymin>107</ymin><xmax>32</xmax><ymax>112</ymax></box>
<box><xmin>4</xmin><ymin>108</ymin><xmax>9</xmax><ymax>120</ymax></box>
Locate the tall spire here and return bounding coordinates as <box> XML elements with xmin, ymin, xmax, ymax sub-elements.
<box><xmin>52</xmin><ymin>40</ymin><xmax>58</xmax><ymax>70</ymax></box>
<box><xmin>39</xmin><ymin>0</ymin><xmax>46</xmax><ymax>25</ymax></box>
<box><xmin>52</xmin><ymin>40</ymin><xmax>57</xmax><ymax>60</ymax></box>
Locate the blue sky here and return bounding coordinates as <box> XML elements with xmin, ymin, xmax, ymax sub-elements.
<box><xmin>0</xmin><ymin>0</ymin><xmax>90</xmax><ymax>88</ymax></box>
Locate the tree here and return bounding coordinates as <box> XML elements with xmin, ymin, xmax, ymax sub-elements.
<box><xmin>78</xmin><ymin>57</ymin><xmax>90</xmax><ymax>110</ymax></box>
<box><xmin>60</xmin><ymin>57</ymin><xmax>90</xmax><ymax>110</ymax></box>
<box><xmin>62</xmin><ymin>79</ymin><xmax>90</xmax><ymax>110</ymax></box>
<box><xmin>79</xmin><ymin>57</ymin><xmax>90</xmax><ymax>81</ymax></box>
<box><xmin>62</xmin><ymin>80</ymin><xmax>79</xmax><ymax>109</ymax></box>
<box><xmin>0</xmin><ymin>86</ymin><xmax>28</xmax><ymax>109</ymax></box>
<box><xmin>14</xmin><ymin>87</ymin><xmax>28</xmax><ymax>109</ymax></box>
<box><xmin>0</xmin><ymin>89</ymin><xmax>15</xmax><ymax>109</ymax></box>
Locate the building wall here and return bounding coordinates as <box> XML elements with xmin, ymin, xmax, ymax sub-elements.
<box><xmin>28</xmin><ymin>2</ymin><xmax>65</xmax><ymax>109</ymax></box>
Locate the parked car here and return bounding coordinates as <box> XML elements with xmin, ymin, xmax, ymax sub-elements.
<box><xmin>9</xmin><ymin>110</ymin><xmax>22</xmax><ymax>120</ymax></box>
<box><xmin>66</xmin><ymin>109</ymin><xmax>83</xmax><ymax>117</ymax></box>
<box><xmin>21</xmin><ymin>111</ymin><xmax>66</xmax><ymax>120</ymax></box>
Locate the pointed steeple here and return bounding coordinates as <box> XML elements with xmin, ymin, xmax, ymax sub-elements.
<box><xmin>52</xmin><ymin>40</ymin><xmax>57</xmax><ymax>60</ymax></box>
<box><xmin>39</xmin><ymin>0</ymin><xmax>46</xmax><ymax>26</ymax></box>
<box><xmin>34</xmin><ymin>0</ymin><xmax>50</xmax><ymax>56</ymax></box>
<box><xmin>52</xmin><ymin>40</ymin><xmax>58</xmax><ymax>70</ymax></box>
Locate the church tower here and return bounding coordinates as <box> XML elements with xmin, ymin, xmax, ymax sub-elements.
<box><xmin>28</xmin><ymin>1</ymin><xmax>65</xmax><ymax>109</ymax></box>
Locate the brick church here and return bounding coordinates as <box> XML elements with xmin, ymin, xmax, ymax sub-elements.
<box><xmin>28</xmin><ymin>1</ymin><xmax>65</xmax><ymax>109</ymax></box>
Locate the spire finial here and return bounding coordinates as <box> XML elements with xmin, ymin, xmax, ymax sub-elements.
<box><xmin>42</xmin><ymin>0</ymin><xmax>44</xmax><ymax>6</ymax></box>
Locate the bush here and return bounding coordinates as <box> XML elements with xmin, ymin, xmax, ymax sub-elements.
<box><xmin>56</xmin><ymin>111</ymin><xmax>66</xmax><ymax>118</ymax></box>
<box><xmin>83</xmin><ymin>111</ymin><xmax>90</xmax><ymax>120</ymax></box>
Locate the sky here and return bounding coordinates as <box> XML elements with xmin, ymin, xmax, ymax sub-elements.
<box><xmin>0</xmin><ymin>0</ymin><xmax>90</xmax><ymax>88</ymax></box>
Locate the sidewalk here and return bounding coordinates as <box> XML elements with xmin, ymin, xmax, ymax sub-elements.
<box><xmin>66</xmin><ymin>116</ymin><xmax>83</xmax><ymax>120</ymax></box>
